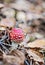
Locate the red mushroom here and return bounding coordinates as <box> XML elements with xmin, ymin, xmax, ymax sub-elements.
<box><xmin>9</xmin><ymin>28</ymin><xmax>25</xmax><ymax>43</ymax></box>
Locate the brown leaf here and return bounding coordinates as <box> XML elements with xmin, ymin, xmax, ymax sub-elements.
<box><xmin>26</xmin><ymin>39</ymin><xmax>45</xmax><ymax>49</ymax></box>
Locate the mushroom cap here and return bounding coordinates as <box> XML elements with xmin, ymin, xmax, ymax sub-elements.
<box><xmin>9</xmin><ymin>28</ymin><xmax>25</xmax><ymax>42</ymax></box>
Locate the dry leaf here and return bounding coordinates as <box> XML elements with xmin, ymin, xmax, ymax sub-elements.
<box><xmin>26</xmin><ymin>39</ymin><xmax>45</xmax><ymax>49</ymax></box>
<box><xmin>0</xmin><ymin>18</ymin><xmax>16</xmax><ymax>28</ymax></box>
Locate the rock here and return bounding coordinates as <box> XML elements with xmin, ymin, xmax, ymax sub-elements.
<box><xmin>1</xmin><ymin>8</ymin><xmax>15</xmax><ymax>17</ymax></box>
<box><xmin>0</xmin><ymin>3</ymin><xmax>4</xmax><ymax>8</ymax></box>
<box><xmin>16</xmin><ymin>11</ymin><xmax>26</xmax><ymax>22</ymax></box>
<box><xmin>10</xmin><ymin>0</ymin><xmax>30</xmax><ymax>11</ymax></box>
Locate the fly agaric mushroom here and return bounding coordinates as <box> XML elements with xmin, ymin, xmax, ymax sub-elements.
<box><xmin>9</xmin><ymin>28</ymin><xmax>25</xmax><ymax>43</ymax></box>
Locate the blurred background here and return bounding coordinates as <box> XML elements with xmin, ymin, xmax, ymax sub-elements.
<box><xmin>0</xmin><ymin>0</ymin><xmax>45</xmax><ymax>65</ymax></box>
